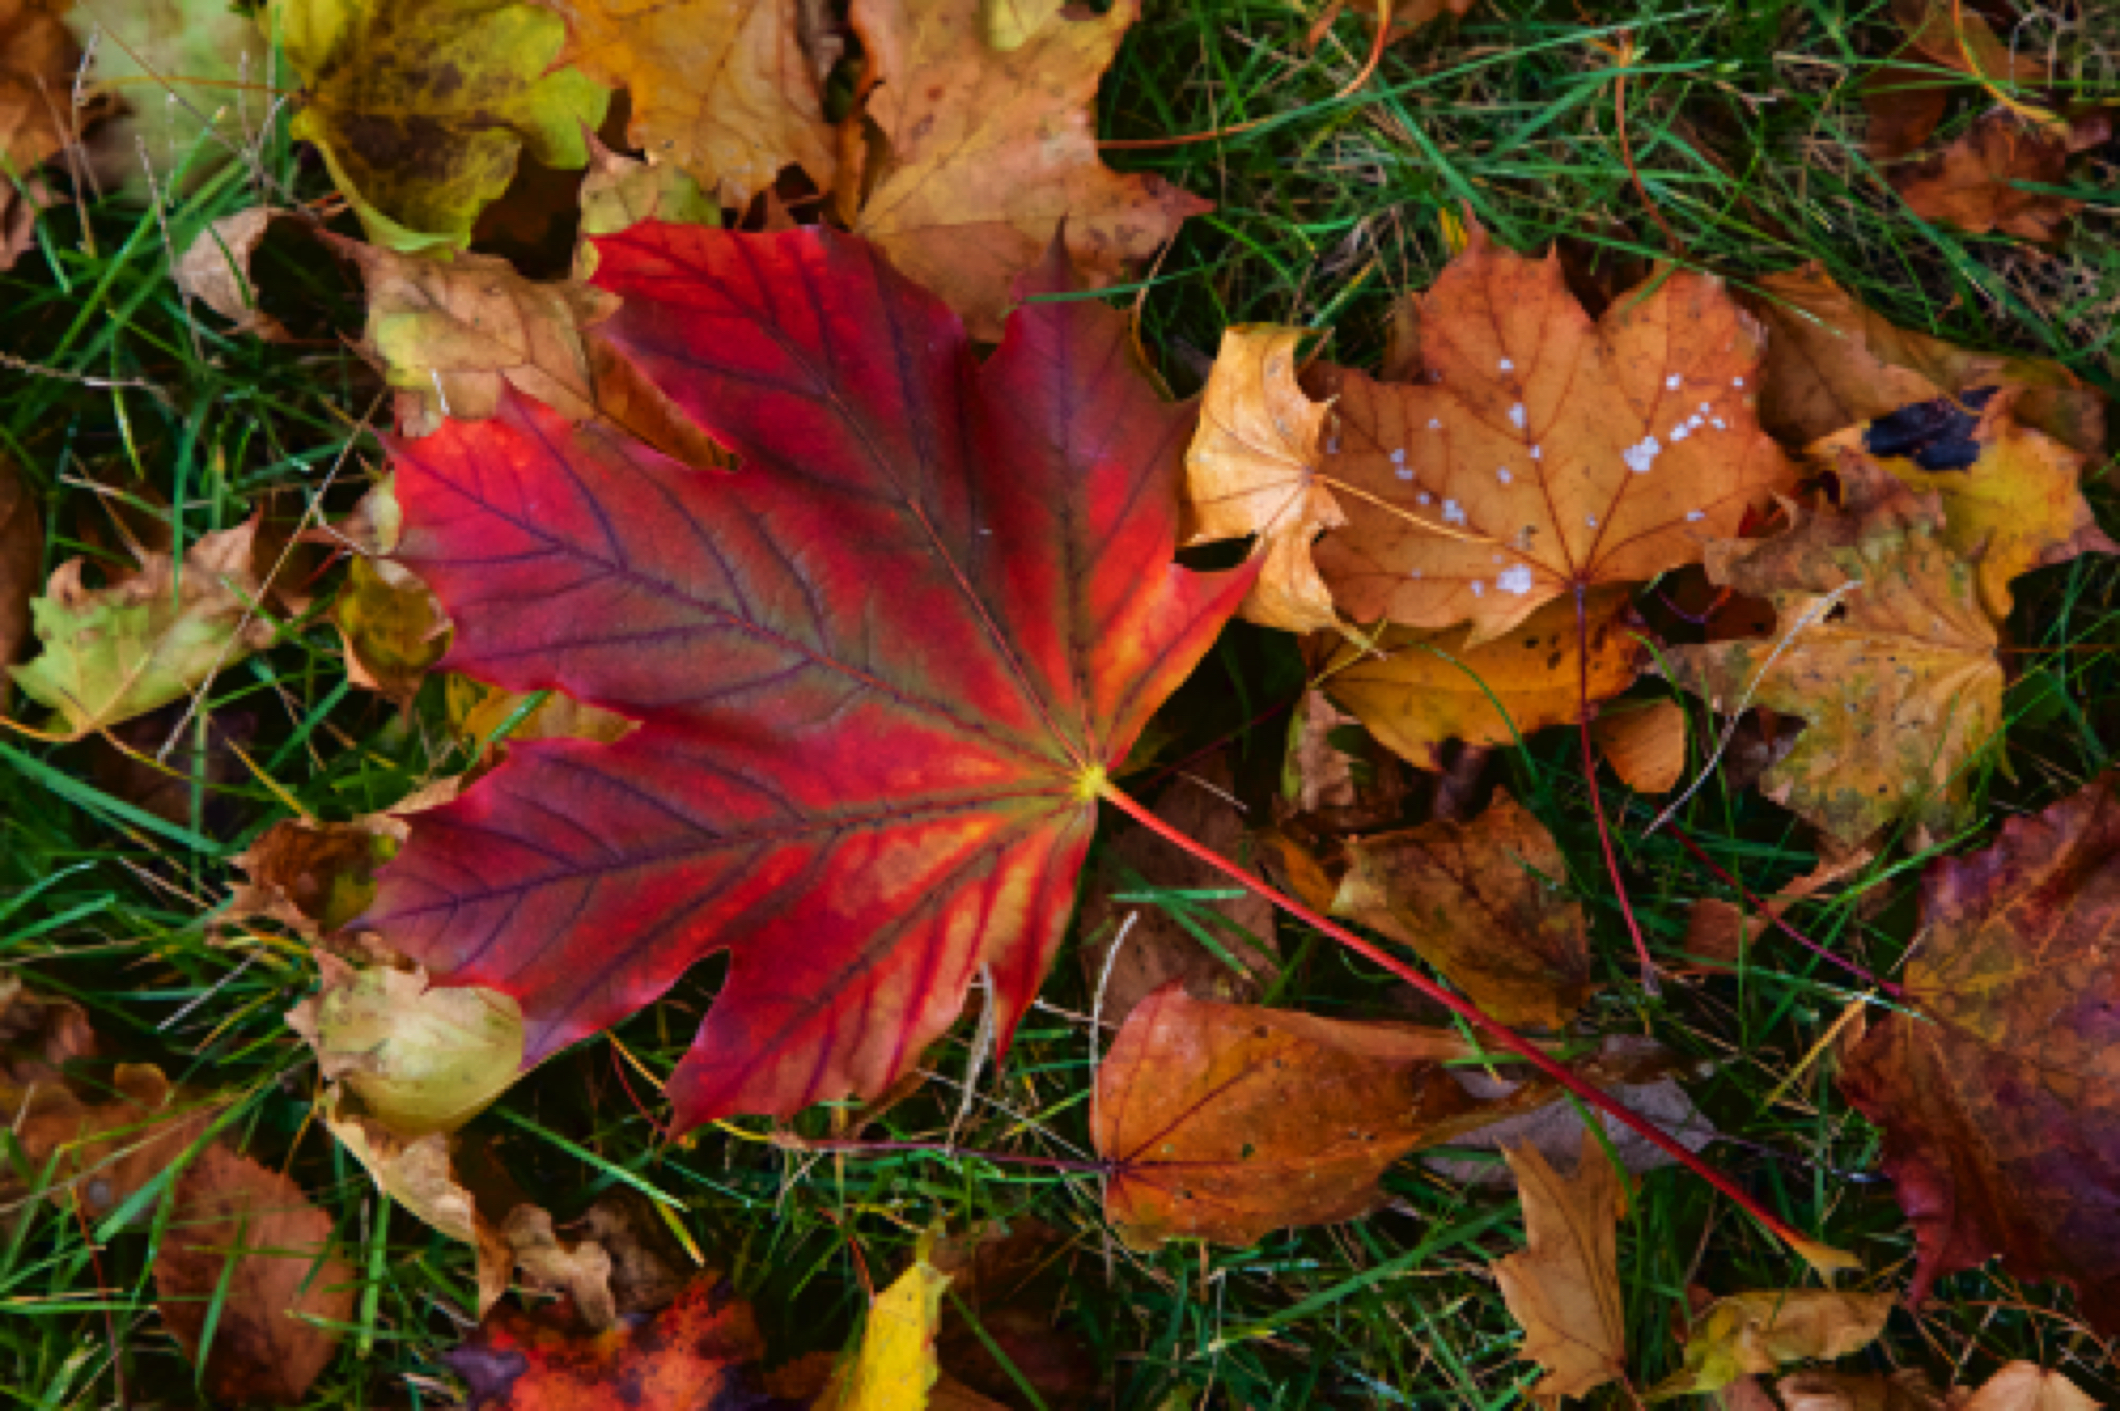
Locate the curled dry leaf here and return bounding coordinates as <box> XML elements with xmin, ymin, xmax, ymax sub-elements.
<box><xmin>1493</xmin><ymin>1132</ymin><xmax>1627</xmax><ymax>1400</ymax></box>
<box><xmin>1181</xmin><ymin>324</ymin><xmax>1346</xmax><ymax>633</ymax></box>
<box><xmin>0</xmin><ymin>453</ymin><xmax>37</xmax><ymax>682</ymax></box>
<box><xmin>154</xmin><ymin>1143</ymin><xmax>354</xmax><ymax>1406</ymax></box>
<box><xmin>446</xmin><ymin>1276</ymin><xmax>767</xmax><ymax>1410</ymax></box>
<box><xmin>229</xmin><ymin>815</ymin><xmax>401</xmax><ymax>938</ymax></box>
<box><xmin>1332</xmin><ymin>790</ymin><xmax>1591</xmax><ymax>1029</ymax></box>
<box><xmin>1861</xmin><ymin>63</ymin><xmax>1948</xmax><ymax>164</ymax></box>
<box><xmin>271</xmin><ymin>0</ymin><xmax>609</xmax><ymax>252</ymax></box>
<box><xmin>1593</xmin><ymin>699</ymin><xmax>1688</xmax><ymax>794</ymax></box>
<box><xmin>540</xmin><ymin>0</ymin><xmax>835</xmax><ymax>206</ymax></box>
<box><xmin>1893</xmin><ymin>112</ymin><xmax>2098</xmax><ymax>243</ymax></box>
<box><xmin>1093</xmin><ymin>987</ymin><xmax>1527</xmax><ymax>1247</ymax></box>
<box><xmin>850</xmin><ymin>0</ymin><xmax>1210</xmax><ymax>338</ymax></box>
<box><xmin>1309</xmin><ymin>228</ymin><xmax>1796</xmax><ymax>643</ymax></box>
<box><xmin>1886</xmin><ymin>0</ymin><xmax>2042</xmax><ymax>85</ymax></box>
<box><xmin>1322</xmin><ymin>587</ymin><xmax>1644</xmax><ymax>770</ymax></box>
<box><xmin>174</xmin><ymin>208</ymin><xmax>294</xmax><ymax>342</ymax></box>
<box><xmin>334</xmin><ymin>553</ymin><xmax>451</xmax><ymax>703</ymax></box>
<box><xmin>1839</xmin><ymin>772</ymin><xmax>2120</xmax><ymax>1336</ymax></box>
<box><xmin>1810</xmin><ymin>387</ymin><xmax>2114</xmax><ymax>622</ymax></box>
<box><xmin>3</xmin><ymin>1058</ymin><xmax>206</xmax><ymax>1219</ymax></box>
<box><xmin>1958</xmin><ymin>1363</ymin><xmax>2102</xmax><ymax>1411</ymax></box>
<box><xmin>1744</xmin><ymin>265</ymin><xmax>2104</xmax><ymax>454</ymax></box>
<box><xmin>366</xmin><ymin>227</ymin><xmax>1251</xmax><ymax>1128</ymax></box>
<box><xmin>1650</xmin><ymin>1290</ymin><xmax>1895</xmax><ymax>1398</ymax></box>
<box><xmin>1661</xmin><ymin>455</ymin><xmax>2002</xmax><ymax>850</ymax></box>
<box><xmin>10</xmin><ymin>517</ymin><xmax>280</xmax><ymax>739</ymax></box>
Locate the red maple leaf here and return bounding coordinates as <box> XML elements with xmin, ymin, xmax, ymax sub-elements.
<box><xmin>365</xmin><ymin>226</ymin><xmax>1251</xmax><ymax>1128</ymax></box>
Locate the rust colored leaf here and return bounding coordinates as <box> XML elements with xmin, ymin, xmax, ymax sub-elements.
<box><xmin>850</xmin><ymin>0</ymin><xmax>1210</xmax><ymax>338</ymax></box>
<box><xmin>3</xmin><ymin>1060</ymin><xmax>207</xmax><ymax>1218</ymax></box>
<box><xmin>1649</xmin><ymin>1290</ymin><xmax>1894</xmax><ymax>1397</ymax></box>
<box><xmin>446</xmin><ymin>1276</ymin><xmax>767</xmax><ymax>1410</ymax></box>
<box><xmin>1810</xmin><ymin>387</ymin><xmax>2114</xmax><ymax>621</ymax></box>
<box><xmin>1493</xmin><ymin>1132</ymin><xmax>1626</xmax><ymax>1400</ymax></box>
<box><xmin>1861</xmin><ymin>63</ymin><xmax>1947</xmax><ymax>163</ymax></box>
<box><xmin>1887</xmin><ymin>0</ymin><xmax>2043</xmax><ymax>85</ymax></box>
<box><xmin>1744</xmin><ymin>264</ymin><xmax>2105</xmax><ymax>455</ymax></box>
<box><xmin>1092</xmin><ymin>987</ymin><xmax>1520</xmax><ymax>1247</ymax></box>
<box><xmin>1839</xmin><ymin>772</ymin><xmax>2120</xmax><ymax>1336</ymax></box>
<box><xmin>154</xmin><ymin>1143</ymin><xmax>354</xmax><ymax>1405</ymax></box>
<box><xmin>1305</xmin><ymin>229</ymin><xmax>1795</xmax><ymax>643</ymax></box>
<box><xmin>1321</xmin><ymin>587</ymin><xmax>1645</xmax><ymax>770</ymax></box>
<box><xmin>540</xmin><ymin>0</ymin><xmax>836</xmax><ymax>206</ymax></box>
<box><xmin>1894</xmin><ymin>113</ymin><xmax>2088</xmax><ymax>243</ymax></box>
<box><xmin>1593</xmin><ymin>699</ymin><xmax>1687</xmax><ymax>795</ymax></box>
<box><xmin>366</xmin><ymin>226</ymin><xmax>1251</xmax><ymax>1127</ymax></box>
<box><xmin>1661</xmin><ymin>455</ymin><xmax>2002</xmax><ymax>850</ymax></box>
<box><xmin>1332</xmin><ymin>791</ymin><xmax>1590</xmax><ymax>1029</ymax></box>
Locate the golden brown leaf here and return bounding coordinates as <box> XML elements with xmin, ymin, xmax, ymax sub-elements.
<box><xmin>1493</xmin><ymin>1132</ymin><xmax>1626</xmax><ymax>1400</ymax></box>
<box><xmin>850</xmin><ymin>0</ymin><xmax>1210</xmax><ymax>338</ymax></box>
<box><xmin>449</xmin><ymin>674</ymin><xmax>637</xmax><ymax>753</ymax></box>
<box><xmin>541</xmin><ymin>0</ymin><xmax>834</xmax><ymax>206</ymax></box>
<box><xmin>1894</xmin><ymin>113</ymin><xmax>2089</xmax><ymax>243</ymax></box>
<box><xmin>228</xmin><ymin>816</ymin><xmax>401</xmax><ymax>938</ymax></box>
<box><xmin>1958</xmin><ymin>1363</ymin><xmax>2102</xmax><ymax>1411</ymax></box>
<box><xmin>1093</xmin><ymin>988</ymin><xmax>1519</xmax><ymax>1247</ymax></box>
<box><xmin>1650</xmin><ymin>1291</ymin><xmax>1894</xmax><ymax>1397</ymax></box>
<box><xmin>174</xmin><ymin>208</ymin><xmax>296</xmax><ymax>342</ymax></box>
<box><xmin>1593</xmin><ymin>699</ymin><xmax>1687</xmax><ymax>794</ymax></box>
<box><xmin>154</xmin><ymin>1144</ymin><xmax>354</xmax><ymax>1404</ymax></box>
<box><xmin>3</xmin><ymin>1061</ymin><xmax>208</xmax><ymax>1218</ymax></box>
<box><xmin>1660</xmin><ymin>455</ymin><xmax>2002</xmax><ymax>850</ymax></box>
<box><xmin>1322</xmin><ymin>587</ymin><xmax>1645</xmax><ymax>770</ymax></box>
<box><xmin>1182</xmin><ymin>325</ymin><xmax>1346</xmax><ymax>633</ymax></box>
<box><xmin>1310</xmin><ymin>229</ymin><xmax>1796</xmax><ymax>643</ymax></box>
<box><xmin>1332</xmin><ymin>791</ymin><xmax>1590</xmax><ymax>1029</ymax></box>
<box><xmin>1839</xmin><ymin>773</ymin><xmax>2120</xmax><ymax>1337</ymax></box>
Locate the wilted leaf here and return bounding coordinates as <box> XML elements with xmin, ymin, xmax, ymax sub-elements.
<box><xmin>0</xmin><ymin>454</ymin><xmax>37</xmax><ymax>680</ymax></box>
<box><xmin>1093</xmin><ymin>987</ymin><xmax>1519</xmax><ymax>1247</ymax></box>
<box><xmin>1594</xmin><ymin>700</ymin><xmax>1687</xmax><ymax>794</ymax></box>
<box><xmin>1332</xmin><ymin>791</ymin><xmax>1590</xmax><ymax>1029</ymax></box>
<box><xmin>11</xmin><ymin>517</ymin><xmax>280</xmax><ymax>739</ymax></box>
<box><xmin>273</xmin><ymin>0</ymin><xmax>610</xmax><ymax>251</ymax></box>
<box><xmin>1650</xmin><ymin>1290</ymin><xmax>1894</xmax><ymax>1398</ymax></box>
<box><xmin>1322</xmin><ymin>587</ymin><xmax>1644</xmax><ymax>770</ymax></box>
<box><xmin>540</xmin><ymin>0</ymin><xmax>835</xmax><ymax>206</ymax></box>
<box><xmin>1494</xmin><ymin>1132</ymin><xmax>1627</xmax><ymax>1400</ymax></box>
<box><xmin>1744</xmin><ymin>264</ymin><xmax>2104</xmax><ymax>454</ymax></box>
<box><xmin>229</xmin><ymin>815</ymin><xmax>400</xmax><ymax>938</ymax></box>
<box><xmin>66</xmin><ymin>0</ymin><xmax>270</xmax><ymax>198</ymax></box>
<box><xmin>1181</xmin><ymin>324</ymin><xmax>1346</xmax><ymax>633</ymax></box>
<box><xmin>850</xmin><ymin>0</ymin><xmax>1210</xmax><ymax>338</ymax></box>
<box><xmin>334</xmin><ymin>555</ymin><xmax>449</xmax><ymax>701</ymax></box>
<box><xmin>366</xmin><ymin>227</ymin><xmax>1251</xmax><ymax>1127</ymax></box>
<box><xmin>1810</xmin><ymin>387</ymin><xmax>2114</xmax><ymax>621</ymax></box>
<box><xmin>1307</xmin><ymin>229</ymin><xmax>1795</xmax><ymax>642</ymax></box>
<box><xmin>1661</xmin><ymin>455</ymin><xmax>2002</xmax><ymax>849</ymax></box>
<box><xmin>154</xmin><ymin>1143</ymin><xmax>354</xmax><ymax>1405</ymax></box>
<box><xmin>174</xmin><ymin>208</ymin><xmax>296</xmax><ymax>342</ymax></box>
<box><xmin>1959</xmin><ymin>1363</ymin><xmax>2102</xmax><ymax>1411</ymax></box>
<box><xmin>1894</xmin><ymin>112</ymin><xmax>2095</xmax><ymax>243</ymax></box>
<box><xmin>1839</xmin><ymin>772</ymin><xmax>2120</xmax><ymax>1336</ymax></box>
<box><xmin>0</xmin><ymin>0</ymin><xmax>80</xmax><ymax>272</ymax></box>
<box><xmin>445</xmin><ymin>1276</ymin><xmax>766</xmax><ymax>1409</ymax></box>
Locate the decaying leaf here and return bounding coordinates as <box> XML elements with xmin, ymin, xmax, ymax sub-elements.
<box><xmin>66</xmin><ymin>0</ymin><xmax>270</xmax><ymax>198</ymax></box>
<box><xmin>1307</xmin><ymin>229</ymin><xmax>1796</xmax><ymax>643</ymax></box>
<box><xmin>1886</xmin><ymin>0</ymin><xmax>2042</xmax><ymax>85</ymax></box>
<box><xmin>1861</xmin><ymin>63</ymin><xmax>1947</xmax><ymax>164</ymax></box>
<box><xmin>1594</xmin><ymin>699</ymin><xmax>1688</xmax><ymax>794</ymax></box>
<box><xmin>1093</xmin><ymin>987</ymin><xmax>1522</xmax><ymax>1247</ymax></box>
<box><xmin>1181</xmin><ymin>324</ymin><xmax>1346</xmax><ymax>633</ymax></box>
<box><xmin>1744</xmin><ymin>265</ymin><xmax>2104</xmax><ymax>454</ymax></box>
<box><xmin>1893</xmin><ymin>112</ymin><xmax>2096</xmax><ymax>243</ymax></box>
<box><xmin>0</xmin><ymin>454</ymin><xmax>37</xmax><ymax>681</ymax></box>
<box><xmin>1958</xmin><ymin>1363</ymin><xmax>2102</xmax><ymax>1411</ymax></box>
<box><xmin>2</xmin><ymin>1059</ymin><xmax>207</xmax><ymax>1218</ymax></box>
<box><xmin>1332</xmin><ymin>791</ymin><xmax>1590</xmax><ymax>1029</ymax></box>
<box><xmin>1322</xmin><ymin>587</ymin><xmax>1645</xmax><ymax>770</ymax></box>
<box><xmin>333</xmin><ymin>553</ymin><xmax>450</xmax><ymax>702</ymax></box>
<box><xmin>228</xmin><ymin>815</ymin><xmax>401</xmax><ymax>938</ymax></box>
<box><xmin>1839</xmin><ymin>772</ymin><xmax>2120</xmax><ymax>1336</ymax></box>
<box><xmin>1810</xmin><ymin>387</ymin><xmax>2113</xmax><ymax>621</ymax></box>
<box><xmin>10</xmin><ymin>517</ymin><xmax>281</xmax><ymax>739</ymax></box>
<box><xmin>1493</xmin><ymin>1132</ymin><xmax>1627</xmax><ymax>1400</ymax></box>
<box><xmin>850</xmin><ymin>0</ymin><xmax>1210</xmax><ymax>338</ymax></box>
<box><xmin>0</xmin><ymin>0</ymin><xmax>80</xmax><ymax>272</ymax></box>
<box><xmin>154</xmin><ymin>1143</ymin><xmax>354</xmax><ymax>1405</ymax></box>
<box><xmin>445</xmin><ymin>1276</ymin><xmax>767</xmax><ymax>1409</ymax></box>
<box><xmin>367</xmin><ymin>227</ymin><xmax>1251</xmax><ymax>1127</ymax></box>
<box><xmin>273</xmin><ymin>0</ymin><xmax>610</xmax><ymax>251</ymax></box>
<box><xmin>1650</xmin><ymin>1290</ymin><xmax>1895</xmax><ymax>1398</ymax></box>
<box><xmin>575</xmin><ymin>141</ymin><xmax>719</xmax><ymax>245</ymax></box>
<box><xmin>1661</xmin><ymin>455</ymin><xmax>2002</xmax><ymax>849</ymax></box>
<box><xmin>540</xmin><ymin>0</ymin><xmax>835</xmax><ymax>206</ymax></box>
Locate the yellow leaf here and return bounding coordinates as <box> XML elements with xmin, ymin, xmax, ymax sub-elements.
<box><xmin>1494</xmin><ymin>1131</ymin><xmax>1628</xmax><ymax>1399</ymax></box>
<box><xmin>1649</xmin><ymin>1289</ymin><xmax>1894</xmax><ymax>1397</ymax></box>
<box><xmin>825</xmin><ymin>1243</ymin><xmax>949</xmax><ymax>1411</ymax></box>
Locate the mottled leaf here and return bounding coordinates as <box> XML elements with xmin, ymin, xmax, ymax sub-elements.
<box><xmin>1894</xmin><ymin>112</ymin><xmax>2098</xmax><ymax>244</ymax></box>
<box><xmin>1650</xmin><ymin>1291</ymin><xmax>1894</xmax><ymax>1397</ymax></box>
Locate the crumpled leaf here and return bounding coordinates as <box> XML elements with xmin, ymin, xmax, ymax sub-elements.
<box><xmin>1861</xmin><ymin>63</ymin><xmax>1947</xmax><ymax>164</ymax></box>
<box><xmin>10</xmin><ymin>517</ymin><xmax>280</xmax><ymax>739</ymax></box>
<box><xmin>0</xmin><ymin>454</ymin><xmax>38</xmax><ymax>681</ymax></box>
<box><xmin>228</xmin><ymin>815</ymin><xmax>401</xmax><ymax>938</ymax></box>
<box><xmin>153</xmin><ymin>1143</ymin><xmax>354</xmax><ymax>1406</ymax></box>
<box><xmin>1305</xmin><ymin>228</ymin><xmax>1796</xmax><ymax>643</ymax></box>
<box><xmin>1744</xmin><ymin>265</ymin><xmax>2104</xmax><ymax>454</ymax></box>
<box><xmin>1839</xmin><ymin>771</ymin><xmax>2120</xmax><ymax>1336</ymax></box>
<box><xmin>0</xmin><ymin>0</ymin><xmax>80</xmax><ymax>272</ymax></box>
<box><xmin>1661</xmin><ymin>455</ymin><xmax>2002</xmax><ymax>850</ymax></box>
<box><xmin>65</xmin><ymin>0</ymin><xmax>270</xmax><ymax>198</ymax></box>
<box><xmin>1181</xmin><ymin>324</ymin><xmax>1346</xmax><ymax>633</ymax></box>
<box><xmin>1332</xmin><ymin>790</ymin><xmax>1590</xmax><ymax>1029</ymax></box>
<box><xmin>1093</xmin><ymin>987</ymin><xmax>1526</xmax><ymax>1247</ymax></box>
<box><xmin>1886</xmin><ymin>0</ymin><xmax>2042</xmax><ymax>85</ymax></box>
<box><xmin>366</xmin><ymin>226</ymin><xmax>1252</xmax><ymax>1127</ymax></box>
<box><xmin>1777</xmin><ymin>1369</ymin><xmax>1948</xmax><ymax>1411</ymax></box>
<box><xmin>1494</xmin><ymin>1131</ymin><xmax>1627</xmax><ymax>1400</ymax></box>
<box><xmin>539</xmin><ymin>0</ymin><xmax>835</xmax><ymax>206</ymax></box>
<box><xmin>334</xmin><ymin>553</ymin><xmax>451</xmax><ymax>702</ymax></box>
<box><xmin>850</xmin><ymin>0</ymin><xmax>1210</xmax><ymax>339</ymax></box>
<box><xmin>1894</xmin><ymin>112</ymin><xmax>2101</xmax><ymax>243</ymax></box>
<box><xmin>1958</xmin><ymin>1363</ymin><xmax>2102</xmax><ymax>1411</ymax></box>
<box><xmin>1810</xmin><ymin>387</ymin><xmax>2114</xmax><ymax>621</ymax></box>
<box><xmin>445</xmin><ymin>1276</ymin><xmax>766</xmax><ymax>1409</ymax></box>
<box><xmin>1593</xmin><ymin>699</ymin><xmax>1687</xmax><ymax>794</ymax></box>
<box><xmin>1649</xmin><ymin>1290</ymin><xmax>1894</xmax><ymax>1398</ymax></box>
<box><xmin>1322</xmin><ymin>587</ymin><xmax>1645</xmax><ymax>770</ymax></box>
<box><xmin>273</xmin><ymin>0</ymin><xmax>610</xmax><ymax>252</ymax></box>
<box><xmin>174</xmin><ymin>208</ymin><xmax>296</xmax><ymax>342</ymax></box>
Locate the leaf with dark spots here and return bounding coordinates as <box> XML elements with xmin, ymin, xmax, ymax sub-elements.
<box><xmin>365</xmin><ymin>224</ymin><xmax>1252</xmax><ymax>1128</ymax></box>
<box><xmin>1861</xmin><ymin>387</ymin><xmax>1995</xmax><ymax>472</ymax></box>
